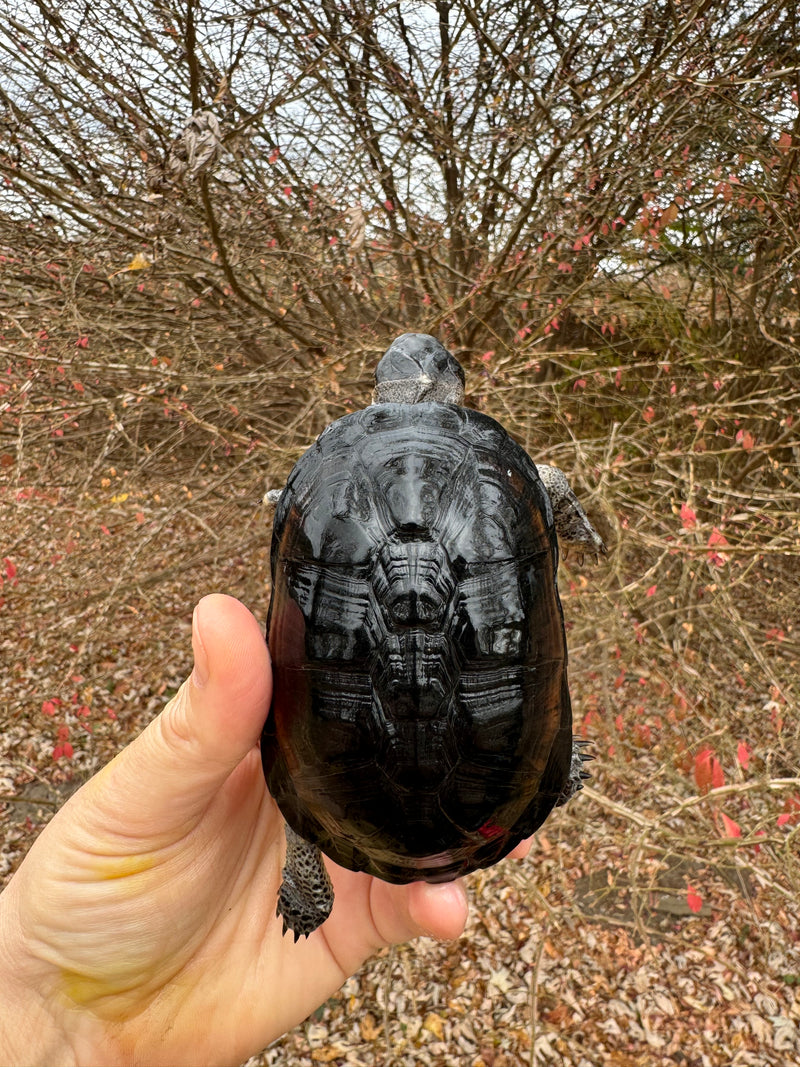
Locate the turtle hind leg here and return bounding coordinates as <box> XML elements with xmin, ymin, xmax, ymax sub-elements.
<box><xmin>277</xmin><ymin>823</ymin><xmax>334</xmax><ymax>941</ymax></box>
<box><xmin>556</xmin><ymin>739</ymin><xmax>593</xmax><ymax>807</ymax></box>
<box><xmin>535</xmin><ymin>464</ymin><xmax>606</xmax><ymax>562</ymax></box>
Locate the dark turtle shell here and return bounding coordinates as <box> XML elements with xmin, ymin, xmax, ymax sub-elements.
<box><xmin>261</xmin><ymin>401</ymin><xmax>573</xmax><ymax>884</ymax></box>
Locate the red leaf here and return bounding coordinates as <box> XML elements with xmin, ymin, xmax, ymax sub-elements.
<box><xmin>283</xmin><ymin>186</ymin><xmax>292</xmax><ymax>198</ymax></box>
<box><xmin>694</xmin><ymin>748</ymin><xmax>724</xmax><ymax>794</ymax></box>
<box><xmin>75</xmin><ymin>336</ymin><xmax>89</xmax><ymax>348</ymax></box>
<box><xmin>573</xmin><ymin>378</ymin><xmax>587</xmax><ymax>391</ymax></box>
<box><xmin>737</xmin><ymin>741</ymin><xmax>751</xmax><ymax>771</ymax></box>
<box><xmin>268</xmin><ymin>147</ymin><xmax>280</xmax><ymax>164</ymax></box>
<box><xmin>634</xmin><ymin>722</ymin><xmax>653</xmax><ymax>747</ymax></box>
<box><xmin>62</xmin><ymin>742</ymin><xmax>74</xmax><ymax>759</ymax></box>
<box><xmin>680</xmin><ymin>503</ymin><xmax>697</xmax><ymax>530</ymax></box>
<box><xmin>686</xmin><ymin>886</ymin><xmax>703</xmax><ymax>913</ymax></box>
<box><xmin>777</xmin><ymin>795</ymin><xmax>800</xmax><ymax>826</ymax></box>
<box><xmin>481</xmin><ymin>350</ymin><xmax>494</xmax><ymax>363</ymax></box>
<box><xmin>41</xmin><ymin>700</ymin><xmax>57</xmax><ymax>716</ymax></box>
<box><xmin>736</xmin><ymin>429</ymin><xmax>755</xmax><ymax>451</ymax></box>
<box><xmin>720</xmin><ymin>812</ymin><xmax>742</xmax><ymax>838</ymax></box>
<box><xmin>643</xmin><ymin>406</ymin><xmax>655</xmax><ymax>423</ymax></box>
<box><xmin>383</xmin><ymin>199</ymin><xmax>394</xmax><ymax>211</ymax></box>
<box><xmin>3</xmin><ymin>558</ymin><xmax>16</xmax><ymax>579</ymax></box>
<box><xmin>707</xmin><ymin>527</ymin><xmax>729</xmax><ymax>566</ymax></box>
<box><xmin>646</xmin><ymin>584</ymin><xmax>657</xmax><ymax>597</ymax></box>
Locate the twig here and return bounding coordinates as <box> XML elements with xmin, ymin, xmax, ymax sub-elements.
<box><xmin>529</xmin><ymin>919</ymin><xmax>549</xmax><ymax>1067</ymax></box>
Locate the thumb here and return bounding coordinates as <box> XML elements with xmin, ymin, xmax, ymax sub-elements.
<box><xmin>93</xmin><ymin>594</ymin><xmax>272</xmax><ymax>831</ymax></box>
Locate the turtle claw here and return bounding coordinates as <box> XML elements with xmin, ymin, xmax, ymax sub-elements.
<box><xmin>591</xmin><ymin>541</ymin><xmax>609</xmax><ymax>566</ymax></box>
<box><xmin>276</xmin><ymin>903</ymin><xmax>293</xmax><ymax>941</ymax></box>
<box><xmin>556</xmin><ymin>738</ymin><xmax>594</xmax><ymax>806</ymax></box>
<box><xmin>277</xmin><ymin>904</ymin><xmax>303</xmax><ymax>943</ymax></box>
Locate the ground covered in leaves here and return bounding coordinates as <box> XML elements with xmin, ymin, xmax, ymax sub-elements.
<box><xmin>2</xmin><ymin>346</ymin><xmax>798</xmax><ymax>1066</ymax></box>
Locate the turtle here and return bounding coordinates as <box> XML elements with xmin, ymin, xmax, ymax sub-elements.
<box><xmin>261</xmin><ymin>333</ymin><xmax>605</xmax><ymax>940</ymax></box>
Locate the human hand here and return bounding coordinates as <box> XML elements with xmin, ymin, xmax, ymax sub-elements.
<box><xmin>0</xmin><ymin>594</ymin><xmax>469</xmax><ymax>1067</ymax></box>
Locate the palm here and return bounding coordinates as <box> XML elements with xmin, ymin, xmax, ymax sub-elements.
<box><xmin>3</xmin><ymin>596</ymin><xmax>467</xmax><ymax>1067</ymax></box>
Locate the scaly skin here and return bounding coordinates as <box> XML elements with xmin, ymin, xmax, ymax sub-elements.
<box><xmin>278</xmin><ymin>825</ymin><xmax>334</xmax><ymax>940</ymax></box>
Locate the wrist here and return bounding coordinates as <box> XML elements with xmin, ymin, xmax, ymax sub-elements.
<box><xmin>0</xmin><ymin>882</ymin><xmax>77</xmax><ymax>1067</ymax></box>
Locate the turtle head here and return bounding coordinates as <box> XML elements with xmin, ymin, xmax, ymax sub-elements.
<box><xmin>373</xmin><ymin>333</ymin><xmax>465</xmax><ymax>406</ymax></box>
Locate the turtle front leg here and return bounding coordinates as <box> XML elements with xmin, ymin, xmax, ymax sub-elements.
<box><xmin>556</xmin><ymin>739</ymin><xmax>593</xmax><ymax>807</ymax></box>
<box><xmin>277</xmin><ymin>824</ymin><xmax>334</xmax><ymax>941</ymax></box>
<box><xmin>535</xmin><ymin>464</ymin><xmax>606</xmax><ymax>562</ymax></box>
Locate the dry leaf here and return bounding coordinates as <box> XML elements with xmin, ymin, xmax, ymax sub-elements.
<box><xmin>108</xmin><ymin>252</ymin><xmax>152</xmax><ymax>278</ymax></box>
<box><xmin>423</xmin><ymin>1012</ymin><xmax>445</xmax><ymax>1039</ymax></box>
<box><xmin>311</xmin><ymin>1046</ymin><xmax>347</xmax><ymax>1062</ymax></box>
<box><xmin>359</xmin><ymin>1013</ymin><xmax>381</xmax><ymax>1041</ymax></box>
<box><xmin>488</xmin><ymin>967</ymin><xmax>513</xmax><ymax>993</ymax></box>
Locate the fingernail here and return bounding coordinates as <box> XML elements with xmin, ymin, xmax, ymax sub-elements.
<box><xmin>191</xmin><ymin>602</ymin><xmax>210</xmax><ymax>688</ymax></box>
<box><xmin>418</xmin><ymin>879</ymin><xmax>469</xmax><ymax>922</ymax></box>
<box><xmin>422</xmin><ymin>881</ymin><xmax>466</xmax><ymax>908</ymax></box>
<box><xmin>416</xmin><ymin>880</ymin><xmax>469</xmax><ymax>940</ymax></box>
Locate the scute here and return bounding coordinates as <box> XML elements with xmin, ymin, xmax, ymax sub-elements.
<box><xmin>262</xmin><ymin>400</ymin><xmax>573</xmax><ymax>884</ymax></box>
